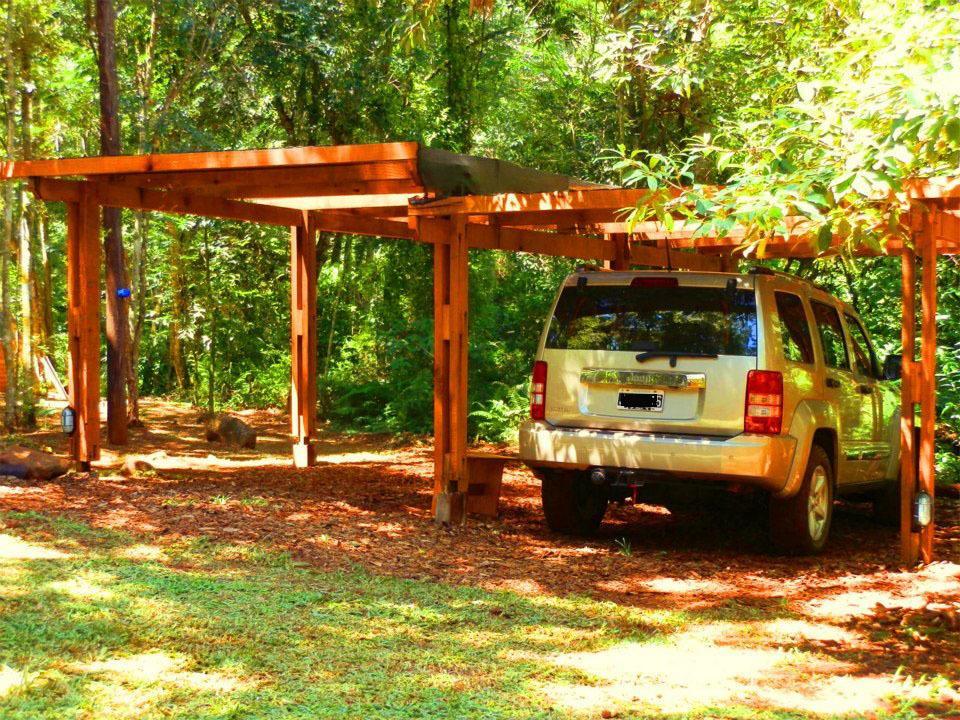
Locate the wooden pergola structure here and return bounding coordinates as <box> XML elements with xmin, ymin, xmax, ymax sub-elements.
<box><xmin>3</xmin><ymin>142</ymin><xmax>958</xmax><ymax>566</ymax></box>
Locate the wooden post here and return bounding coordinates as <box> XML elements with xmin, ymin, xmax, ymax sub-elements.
<box><xmin>918</xmin><ymin>213</ymin><xmax>937</xmax><ymax>563</ymax></box>
<box><xmin>430</xmin><ymin>216</ymin><xmax>469</xmax><ymax>524</ymax></box>
<box><xmin>605</xmin><ymin>233</ymin><xmax>630</xmax><ymax>270</ymax></box>
<box><xmin>900</xmin><ymin>243</ymin><xmax>919</xmax><ymax>565</ymax></box>
<box><xmin>66</xmin><ymin>186</ymin><xmax>102</xmax><ymax>469</ymax></box>
<box><xmin>290</xmin><ymin>214</ymin><xmax>318</xmax><ymax>467</ymax></box>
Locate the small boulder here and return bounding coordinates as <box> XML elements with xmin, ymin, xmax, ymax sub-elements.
<box><xmin>120</xmin><ymin>457</ymin><xmax>155</xmax><ymax>478</ymax></box>
<box><xmin>204</xmin><ymin>413</ymin><xmax>257</xmax><ymax>449</ymax></box>
<box><xmin>0</xmin><ymin>445</ymin><xmax>71</xmax><ymax>480</ymax></box>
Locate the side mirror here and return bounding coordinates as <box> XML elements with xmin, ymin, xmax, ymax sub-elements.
<box><xmin>882</xmin><ymin>354</ymin><xmax>902</xmax><ymax>381</ymax></box>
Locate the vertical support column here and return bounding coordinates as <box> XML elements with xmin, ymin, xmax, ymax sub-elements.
<box><xmin>604</xmin><ymin>233</ymin><xmax>630</xmax><ymax>270</ymax></box>
<box><xmin>290</xmin><ymin>214</ymin><xmax>318</xmax><ymax>468</ymax></box>
<box><xmin>66</xmin><ymin>186</ymin><xmax>102</xmax><ymax>470</ymax></box>
<box><xmin>918</xmin><ymin>212</ymin><xmax>937</xmax><ymax>563</ymax></box>
<box><xmin>900</xmin><ymin>243</ymin><xmax>919</xmax><ymax>565</ymax></box>
<box><xmin>431</xmin><ymin>215</ymin><xmax>469</xmax><ymax>524</ymax></box>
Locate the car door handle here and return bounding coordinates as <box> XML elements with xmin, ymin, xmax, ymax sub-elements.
<box><xmin>825</xmin><ymin>377</ymin><xmax>841</xmax><ymax>388</ymax></box>
<box><xmin>856</xmin><ymin>383</ymin><xmax>873</xmax><ymax>394</ymax></box>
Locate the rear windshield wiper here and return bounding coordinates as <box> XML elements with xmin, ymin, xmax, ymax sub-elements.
<box><xmin>635</xmin><ymin>351</ymin><xmax>719</xmax><ymax>368</ymax></box>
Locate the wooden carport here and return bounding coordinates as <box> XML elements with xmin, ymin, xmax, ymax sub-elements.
<box><xmin>2</xmin><ymin>143</ymin><xmax>958</xmax><ymax>566</ymax></box>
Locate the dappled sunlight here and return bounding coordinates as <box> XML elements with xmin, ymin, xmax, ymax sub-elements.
<box><xmin>47</xmin><ymin>572</ymin><xmax>114</xmax><ymax>600</ymax></box>
<box><xmin>642</xmin><ymin>576</ymin><xmax>736</xmax><ymax>596</ymax></box>
<box><xmin>0</xmin><ymin>533</ymin><xmax>68</xmax><ymax>561</ymax></box>
<box><xmin>71</xmin><ymin>651</ymin><xmax>245</xmax><ymax>693</ymax></box>
<box><xmin>115</xmin><ymin>543</ymin><xmax>167</xmax><ymax>562</ymax></box>
<box><xmin>0</xmin><ymin>665</ymin><xmax>27</xmax><ymax>698</ymax></box>
<box><xmin>541</xmin><ymin>622</ymin><xmax>913</xmax><ymax>717</ymax></box>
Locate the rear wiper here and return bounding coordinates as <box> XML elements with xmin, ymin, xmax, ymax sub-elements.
<box><xmin>635</xmin><ymin>351</ymin><xmax>719</xmax><ymax>368</ymax></box>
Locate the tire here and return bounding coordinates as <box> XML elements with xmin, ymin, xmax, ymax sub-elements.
<box><xmin>872</xmin><ymin>477</ymin><xmax>901</xmax><ymax>527</ymax></box>
<box><xmin>769</xmin><ymin>445</ymin><xmax>834</xmax><ymax>555</ymax></box>
<box><xmin>541</xmin><ymin>471</ymin><xmax>608</xmax><ymax>536</ymax></box>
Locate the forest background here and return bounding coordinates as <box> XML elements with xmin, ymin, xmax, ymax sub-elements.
<box><xmin>1</xmin><ymin>0</ymin><xmax>958</xmax><ymax>476</ymax></box>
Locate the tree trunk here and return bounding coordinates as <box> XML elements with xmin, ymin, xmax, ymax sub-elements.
<box><xmin>96</xmin><ymin>0</ymin><xmax>130</xmax><ymax>444</ymax></box>
<box><xmin>17</xmin><ymin>70</ymin><xmax>36</xmax><ymax>425</ymax></box>
<box><xmin>2</xmin><ymin>0</ymin><xmax>18</xmax><ymax>429</ymax></box>
<box><xmin>168</xmin><ymin>227</ymin><xmax>189</xmax><ymax>392</ymax></box>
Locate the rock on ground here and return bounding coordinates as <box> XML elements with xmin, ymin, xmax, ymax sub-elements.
<box><xmin>204</xmin><ymin>414</ymin><xmax>257</xmax><ymax>449</ymax></box>
<box><xmin>0</xmin><ymin>445</ymin><xmax>71</xmax><ymax>480</ymax></box>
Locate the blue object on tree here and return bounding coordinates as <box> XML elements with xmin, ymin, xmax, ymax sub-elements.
<box><xmin>116</xmin><ymin>287</ymin><xmax>131</xmax><ymax>299</ymax></box>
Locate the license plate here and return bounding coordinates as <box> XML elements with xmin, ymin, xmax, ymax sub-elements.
<box><xmin>618</xmin><ymin>390</ymin><xmax>664</xmax><ymax>412</ymax></box>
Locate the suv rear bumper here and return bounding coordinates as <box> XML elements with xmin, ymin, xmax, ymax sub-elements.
<box><xmin>519</xmin><ymin>420</ymin><xmax>798</xmax><ymax>494</ymax></box>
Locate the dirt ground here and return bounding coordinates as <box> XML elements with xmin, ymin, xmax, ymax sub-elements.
<box><xmin>2</xmin><ymin>399</ymin><xmax>959</xmax><ymax>715</ymax></box>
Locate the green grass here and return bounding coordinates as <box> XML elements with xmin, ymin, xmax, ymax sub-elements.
<box><xmin>0</xmin><ymin>511</ymin><xmax>938</xmax><ymax>719</ymax></box>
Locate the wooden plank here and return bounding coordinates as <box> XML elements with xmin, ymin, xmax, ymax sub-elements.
<box><xmin>629</xmin><ymin>243</ymin><xmax>721</xmax><ymax>271</ymax></box>
<box><xmin>427</xmin><ymin>216</ymin><xmax>470</xmax><ymax>524</ymax></box>
<box><xmin>310</xmin><ymin>210</ymin><xmax>414</xmax><ymax>239</ymax></box>
<box><xmin>257</xmin><ymin>193</ymin><xmax>415</xmax><ymax>211</ymax></box>
<box><xmin>900</xmin><ymin>245</ymin><xmax>919</xmax><ymax>565</ymax></box>
<box><xmin>448</xmin><ymin>215</ymin><xmax>470</xmax><ymax>519</ymax></box>
<box><xmin>126</xmin><ymin>160</ymin><xmax>420</xmax><ymax>190</ymax></box>
<box><xmin>290</xmin><ymin>214</ymin><xmax>318</xmax><ymax>467</ymax></box>
<box><xmin>4</xmin><ymin>141</ymin><xmax>421</xmax><ymax>178</ymax></box>
<box><xmin>466</xmin><ymin>223</ymin><xmax>615</xmax><ymax>260</ymax></box>
<box><xmin>409</xmin><ymin>187</ymin><xmax>686</xmax><ymax>218</ymax></box>
<box><xmin>220</xmin><ymin>179</ymin><xmax>420</xmax><ymax>200</ymax></box>
<box><xmin>66</xmin><ymin>187</ymin><xmax>102</xmax><ymax>468</ymax></box>
<box><xmin>34</xmin><ymin>178</ymin><xmax>304</xmax><ymax>227</ymax></box>
<box><xmin>426</xmin><ymin>217</ymin><xmax>451</xmax><ymax>517</ymax></box>
<box><xmin>606</xmin><ymin>233</ymin><xmax>630</xmax><ymax>270</ymax></box>
<box><xmin>919</xmin><ymin>213</ymin><xmax>937</xmax><ymax>563</ymax></box>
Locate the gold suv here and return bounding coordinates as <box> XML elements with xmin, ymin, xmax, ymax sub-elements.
<box><xmin>519</xmin><ymin>269</ymin><xmax>902</xmax><ymax>554</ymax></box>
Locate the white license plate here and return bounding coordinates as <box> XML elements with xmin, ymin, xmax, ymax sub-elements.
<box><xmin>618</xmin><ymin>390</ymin><xmax>664</xmax><ymax>412</ymax></box>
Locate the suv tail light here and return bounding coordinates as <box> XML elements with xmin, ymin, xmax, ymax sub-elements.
<box><xmin>745</xmin><ymin>370</ymin><xmax>783</xmax><ymax>434</ymax></box>
<box><xmin>531</xmin><ymin>361</ymin><xmax>548</xmax><ymax>420</ymax></box>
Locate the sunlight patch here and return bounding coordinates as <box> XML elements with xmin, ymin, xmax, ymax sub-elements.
<box><xmin>116</xmin><ymin>544</ymin><xmax>167</xmax><ymax>562</ymax></box>
<box><xmin>0</xmin><ymin>665</ymin><xmax>28</xmax><ymax>697</ymax></box>
<box><xmin>47</xmin><ymin>574</ymin><xmax>114</xmax><ymax>600</ymax></box>
<box><xmin>0</xmin><ymin>533</ymin><xmax>68</xmax><ymax>561</ymax></box>
<box><xmin>642</xmin><ymin>576</ymin><xmax>734</xmax><ymax>595</ymax></box>
<box><xmin>71</xmin><ymin>651</ymin><xmax>245</xmax><ymax>693</ymax></box>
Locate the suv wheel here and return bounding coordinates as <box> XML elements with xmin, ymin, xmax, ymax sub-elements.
<box><xmin>540</xmin><ymin>471</ymin><xmax>608</xmax><ymax>535</ymax></box>
<box><xmin>769</xmin><ymin>445</ymin><xmax>834</xmax><ymax>555</ymax></box>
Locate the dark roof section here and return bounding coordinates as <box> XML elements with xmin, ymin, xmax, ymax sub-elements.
<box><xmin>417</xmin><ymin>146</ymin><xmax>572</xmax><ymax>197</ymax></box>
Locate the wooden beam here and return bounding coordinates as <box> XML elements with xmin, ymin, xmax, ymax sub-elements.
<box><xmin>257</xmin><ymin>193</ymin><xmax>415</xmax><ymax>211</ymax></box>
<box><xmin>310</xmin><ymin>210</ymin><xmax>414</xmax><ymax>239</ymax></box>
<box><xmin>219</xmin><ymin>179</ymin><xmax>421</xmax><ymax>200</ymax></box>
<box><xmin>466</xmin><ymin>223</ymin><xmax>614</xmax><ymax>260</ymax></box>
<box><xmin>629</xmin><ymin>243</ymin><xmax>721</xmax><ymax>271</ymax></box>
<box><xmin>605</xmin><ymin>233</ymin><xmax>630</xmax><ymax>270</ymax></box>
<box><xmin>900</xmin><ymin>244</ymin><xmax>920</xmax><ymax>565</ymax></box>
<box><xmin>290</xmin><ymin>214</ymin><xmax>318</xmax><ymax>468</ymax></box>
<box><xmin>4</xmin><ymin>141</ymin><xmax>421</xmax><ymax>179</ymax></box>
<box><xmin>66</xmin><ymin>186</ymin><xmax>101</xmax><ymax>468</ymax></box>
<box><xmin>409</xmin><ymin>187</ymin><xmax>685</xmax><ymax>217</ymax></box>
<box><xmin>427</xmin><ymin>217</ymin><xmax>470</xmax><ymax>524</ymax></box>
<box><xmin>125</xmin><ymin>160</ymin><xmax>420</xmax><ymax>191</ymax></box>
<box><xmin>919</xmin><ymin>212</ymin><xmax>937</xmax><ymax>563</ymax></box>
<box><xmin>33</xmin><ymin>178</ymin><xmax>304</xmax><ymax>227</ymax></box>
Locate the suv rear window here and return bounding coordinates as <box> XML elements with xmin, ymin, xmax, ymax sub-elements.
<box><xmin>546</xmin><ymin>283</ymin><xmax>758</xmax><ymax>355</ymax></box>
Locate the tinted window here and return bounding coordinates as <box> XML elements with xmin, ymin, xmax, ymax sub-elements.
<box><xmin>775</xmin><ymin>292</ymin><xmax>814</xmax><ymax>364</ymax></box>
<box><xmin>547</xmin><ymin>283</ymin><xmax>758</xmax><ymax>356</ymax></box>
<box><xmin>811</xmin><ymin>301</ymin><xmax>849</xmax><ymax>370</ymax></box>
<box><xmin>845</xmin><ymin>314</ymin><xmax>878</xmax><ymax>378</ymax></box>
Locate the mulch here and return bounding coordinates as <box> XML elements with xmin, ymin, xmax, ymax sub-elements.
<box><xmin>1</xmin><ymin>400</ymin><xmax>958</xmax><ymax>686</ymax></box>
